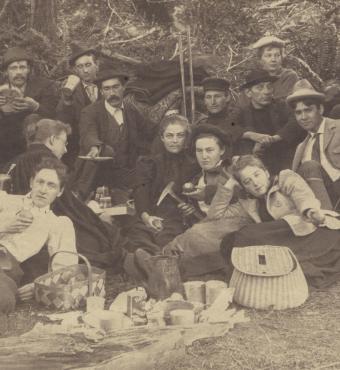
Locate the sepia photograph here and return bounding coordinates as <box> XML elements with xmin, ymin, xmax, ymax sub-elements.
<box><xmin>0</xmin><ymin>0</ymin><xmax>340</xmax><ymax>369</ymax></box>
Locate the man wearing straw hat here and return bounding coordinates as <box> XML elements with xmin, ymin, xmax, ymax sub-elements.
<box><xmin>57</xmin><ymin>45</ymin><xmax>100</xmax><ymax>167</ymax></box>
<box><xmin>0</xmin><ymin>47</ymin><xmax>58</xmax><ymax>168</ymax></box>
<box><xmin>289</xmin><ymin>80</ymin><xmax>340</xmax><ymax>210</ymax></box>
<box><xmin>251</xmin><ymin>35</ymin><xmax>299</xmax><ymax>100</ymax></box>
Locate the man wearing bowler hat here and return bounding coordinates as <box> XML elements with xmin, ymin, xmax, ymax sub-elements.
<box><xmin>197</xmin><ymin>77</ymin><xmax>244</xmax><ymax>144</ymax></box>
<box><xmin>75</xmin><ymin>68</ymin><xmax>147</xmax><ymax>197</ymax></box>
<box><xmin>56</xmin><ymin>45</ymin><xmax>100</xmax><ymax>167</ymax></box>
<box><xmin>289</xmin><ymin>80</ymin><xmax>340</xmax><ymax>210</ymax></box>
<box><xmin>233</xmin><ymin>68</ymin><xmax>305</xmax><ymax>173</ymax></box>
<box><xmin>0</xmin><ymin>47</ymin><xmax>58</xmax><ymax>168</ymax></box>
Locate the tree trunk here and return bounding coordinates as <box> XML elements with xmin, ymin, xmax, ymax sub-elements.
<box><xmin>30</xmin><ymin>0</ymin><xmax>58</xmax><ymax>41</ymax></box>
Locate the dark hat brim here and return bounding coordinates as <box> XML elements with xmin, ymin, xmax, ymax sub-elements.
<box><xmin>241</xmin><ymin>75</ymin><xmax>278</xmax><ymax>90</ymax></box>
<box><xmin>2</xmin><ymin>55</ymin><xmax>33</xmax><ymax>70</ymax></box>
<box><xmin>69</xmin><ymin>48</ymin><xmax>97</xmax><ymax>66</ymax></box>
<box><xmin>95</xmin><ymin>70</ymin><xmax>129</xmax><ymax>85</ymax></box>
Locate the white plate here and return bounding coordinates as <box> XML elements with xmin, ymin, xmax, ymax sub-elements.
<box><xmin>78</xmin><ymin>156</ymin><xmax>113</xmax><ymax>161</ymax></box>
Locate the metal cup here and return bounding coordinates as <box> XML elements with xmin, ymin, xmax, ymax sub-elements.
<box><xmin>0</xmin><ymin>174</ymin><xmax>12</xmax><ymax>193</ymax></box>
<box><xmin>62</xmin><ymin>74</ymin><xmax>81</xmax><ymax>98</ymax></box>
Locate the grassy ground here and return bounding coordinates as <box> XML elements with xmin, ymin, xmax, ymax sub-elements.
<box><xmin>1</xmin><ymin>274</ymin><xmax>340</xmax><ymax>370</ymax></box>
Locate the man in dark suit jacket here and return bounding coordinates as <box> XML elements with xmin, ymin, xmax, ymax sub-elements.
<box><xmin>0</xmin><ymin>47</ymin><xmax>58</xmax><ymax>168</ymax></box>
<box><xmin>233</xmin><ymin>69</ymin><xmax>305</xmax><ymax>173</ymax></box>
<box><xmin>74</xmin><ymin>69</ymin><xmax>148</xmax><ymax>197</ymax></box>
<box><xmin>56</xmin><ymin>46</ymin><xmax>100</xmax><ymax>167</ymax></box>
<box><xmin>288</xmin><ymin>80</ymin><xmax>340</xmax><ymax>210</ymax></box>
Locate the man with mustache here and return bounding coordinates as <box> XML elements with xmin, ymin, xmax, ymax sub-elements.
<box><xmin>76</xmin><ymin>69</ymin><xmax>146</xmax><ymax>195</ymax></box>
<box><xmin>0</xmin><ymin>47</ymin><xmax>58</xmax><ymax>168</ymax></box>
<box><xmin>233</xmin><ymin>69</ymin><xmax>305</xmax><ymax>174</ymax></box>
<box><xmin>56</xmin><ymin>46</ymin><xmax>100</xmax><ymax>167</ymax></box>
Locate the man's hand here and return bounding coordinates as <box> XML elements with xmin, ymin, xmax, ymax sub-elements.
<box><xmin>141</xmin><ymin>212</ymin><xmax>164</xmax><ymax>232</ymax></box>
<box><xmin>0</xmin><ymin>211</ymin><xmax>33</xmax><ymax>234</ymax></box>
<box><xmin>163</xmin><ymin>243</ymin><xmax>183</xmax><ymax>256</ymax></box>
<box><xmin>177</xmin><ymin>202</ymin><xmax>196</xmax><ymax>217</ymax></box>
<box><xmin>243</xmin><ymin>131</ymin><xmax>277</xmax><ymax>145</ymax></box>
<box><xmin>18</xmin><ymin>283</ymin><xmax>34</xmax><ymax>301</ymax></box>
<box><xmin>87</xmin><ymin>146</ymin><xmax>100</xmax><ymax>158</ymax></box>
<box><xmin>306</xmin><ymin>208</ymin><xmax>326</xmax><ymax>225</ymax></box>
<box><xmin>12</xmin><ymin>97</ymin><xmax>39</xmax><ymax>112</ymax></box>
<box><xmin>0</xmin><ymin>95</ymin><xmax>7</xmax><ymax>106</ymax></box>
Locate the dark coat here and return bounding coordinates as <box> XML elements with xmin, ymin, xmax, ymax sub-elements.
<box><xmin>79</xmin><ymin>99</ymin><xmax>150</xmax><ymax>168</ymax></box>
<box><xmin>56</xmin><ymin>83</ymin><xmax>97</xmax><ymax>166</ymax></box>
<box><xmin>232</xmin><ymin>99</ymin><xmax>305</xmax><ymax>173</ymax></box>
<box><xmin>0</xmin><ymin>76</ymin><xmax>58</xmax><ymax>168</ymax></box>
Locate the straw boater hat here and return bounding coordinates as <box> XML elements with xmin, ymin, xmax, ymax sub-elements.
<box><xmin>286</xmin><ymin>79</ymin><xmax>325</xmax><ymax>107</ymax></box>
<box><xmin>251</xmin><ymin>35</ymin><xmax>286</xmax><ymax>50</ymax></box>
<box><xmin>240</xmin><ymin>69</ymin><xmax>278</xmax><ymax>90</ymax></box>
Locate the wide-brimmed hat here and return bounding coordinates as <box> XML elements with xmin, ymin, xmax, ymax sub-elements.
<box><xmin>69</xmin><ymin>44</ymin><xmax>97</xmax><ymax>66</ymax></box>
<box><xmin>95</xmin><ymin>68</ymin><xmax>129</xmax><ymax>86</ymax></box>
<box><xmin>202</xmin><ymin>77</ymin><xmax>230</xmax><ymax>93</ymax></box>
<box><xmin>191</xmin><ymin>124</ymin><xmax>231</xmax><ymax>147</ymax></box>
<box><xmin>241</xmin><ymin>69</ymin><xmax>278</xmax><ymax>90</ymax></box>
<box><xmin>2</xmin><ymin>47</ymin><xmax>33</xmax><ymax>70</ymax></box>
<box><xmin>251</xmin><ymin>35</ymin><xmax>286</xmax><ymax>50</ymax></box>
<box><xmin>286</xmin><ymin>79</ymin><xmax>325</xmax><ymax>107</ymax></box>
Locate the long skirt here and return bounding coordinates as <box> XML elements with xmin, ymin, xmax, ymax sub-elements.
<box><xmin>165</xmin><ymin>217</ymin><xmax>249</xmax><ymax>277</ymax></box>
<box><xmin>221</xmin><ymin>219</ymin><xmax>340</xmax><ymax>288</ymax></box>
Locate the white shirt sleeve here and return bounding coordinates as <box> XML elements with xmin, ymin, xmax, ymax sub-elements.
<box><xmin>47</xmin><ymin>216</ymin><xmax>78</xmax><ymax>271</ymax></box>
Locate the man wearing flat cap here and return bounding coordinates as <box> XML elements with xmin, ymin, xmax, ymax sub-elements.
<box><xmin>289</xmin><ymin>80</ymin><xmax>340</xmax><ymax>210</ymax></box>
<box><xmin>56</xmin><ymin>45</ymin><xmax>100</xmax><ymax>167</ymax></box>
<box><xmin>74</xmin><ymin>68</ymin><xmax>148</xmax><ymax>197</ymax></box>
<box><xmin>196</xmin><ymin>77</ymin><xmax>244</xmax><ymax>143</ymax></box>
<box><xmin>0</xmin><ymin>47</ymin><xmax>58</xmax><ymax>168</ymax></box>
<box><xmin>233</xmin><ymin>68</ymin><xmax>305</xmax><ymax>173</ymax></box>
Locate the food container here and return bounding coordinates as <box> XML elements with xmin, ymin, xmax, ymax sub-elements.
<box><xmin>205</xmin><ymin>280</ymin><xmax>228</xmax><ymax>306</ymax></box>
<box><xmin>183</xmin><ymin>281</ymin><xmax>205</xmax><ymax>304</ymax></box>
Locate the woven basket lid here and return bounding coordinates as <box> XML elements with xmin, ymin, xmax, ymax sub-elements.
<box><xmin>231</xmin><ymin>246</ymin><xmax>295</xmax><ymax>277</ymax></box>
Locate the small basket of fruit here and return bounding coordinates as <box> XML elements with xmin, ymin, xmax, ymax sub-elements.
<box><xmin>34</xmin><ymin>251</ymin><xmax>106</xmax><ymax>311</ymax></box>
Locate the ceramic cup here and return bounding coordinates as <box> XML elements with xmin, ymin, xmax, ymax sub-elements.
<box><xmin>205</xmin><ymin>280</ymin><xmax>228</xmax><ymax>306</ymax></box>
<box><xmin>183</xmin><ymin>281</ymin><xmax>205</xmax><ymax>304</ymax></box>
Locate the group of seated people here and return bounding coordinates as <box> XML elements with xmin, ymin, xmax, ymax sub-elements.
<box><xmin>1</xmin><ymin>35</ymin><xmax>340</xmax><ymax>313</ymax></box>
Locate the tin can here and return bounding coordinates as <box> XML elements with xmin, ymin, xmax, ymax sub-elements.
<box><xmin>127</xmin><ymin>288</ymin><xmax>147</xmax><ymax>318</ymax></box>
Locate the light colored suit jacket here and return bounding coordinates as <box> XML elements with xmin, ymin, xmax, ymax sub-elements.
<box><xmin>207</xmin><ymin>169</ymin><xmax>321</xmax><ymax>236</ymax></box>
<box><xmin>292</xmin><ymin>117</ymin><xmax>340</xmax><ymax>172</ymax></box>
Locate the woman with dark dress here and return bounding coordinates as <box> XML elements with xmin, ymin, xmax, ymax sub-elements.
<box><xmin>213</xmin><ymin>155</ymin><xmax>340</xmax><ymax>288</ymax></box>
<box><xmin>124</xmin><ymin>114</ymin><xmax>200</xmax><ymax>251</ymax></box>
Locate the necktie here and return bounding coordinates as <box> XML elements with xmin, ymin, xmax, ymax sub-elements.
<box><xmin>86</xmin><ymin>84</ymin><xmax>97</xmax><ymax>103</ymax></box>
<box><xmin>311</xmin><ymin>133</ymin><xmax>321</xmax><ymax>162</ymax></box>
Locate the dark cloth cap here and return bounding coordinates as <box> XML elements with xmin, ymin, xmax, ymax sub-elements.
<box><xmin>69</xmin><ymin>44</ymin><xmax>97</xmax><ymax>66</ymax></box>
<box><xmin>241</xmin><ymin>69</ymin><xmax>278</xmax><ymax>90</ymax></box>
<box><xmin>191</xmin><ymin>123</ymin><xmax>231</xmax><ymax>148</ymax></box>
<box><xmin>95</xmin><ymin>69</ymin><xmax>129</xmax><ymax>85</ymax></box>
<box><xmin>2</xmin><ymin>47</ymin><xmax>33</xmax><ymax>70</ymax></box>
<box><xmin>202</xmin><ymin>77</ymin><xmax>230</xmax><ymax>92</ymax></box>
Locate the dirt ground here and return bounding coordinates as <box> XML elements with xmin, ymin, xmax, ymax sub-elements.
<box><xmin>1</xmin><ymin>274</ymin><xmax>340</xmax><ymax>370</ymax></box>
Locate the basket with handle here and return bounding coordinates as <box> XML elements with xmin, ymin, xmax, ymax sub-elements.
<box><xmin>34</xmin><ymin>251</ymin><xmax>106</xmax><ymax>311</ymax></box>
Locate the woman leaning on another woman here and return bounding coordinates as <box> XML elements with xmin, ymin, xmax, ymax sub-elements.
<box><xmin>211</xmin><ymin>155</ymin><xmax>340</xmax><ymax>288</ymax></box>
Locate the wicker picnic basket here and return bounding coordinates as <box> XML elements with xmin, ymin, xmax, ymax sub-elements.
<box><xmin>34</xmin><ymin>251</ymin><xmax>106</xmax><ymax>311</ymax></box>
<box><xmin>229</xmin><ymin>246</ymin><xmax>309</xmax><ymax>310</ymax></box>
